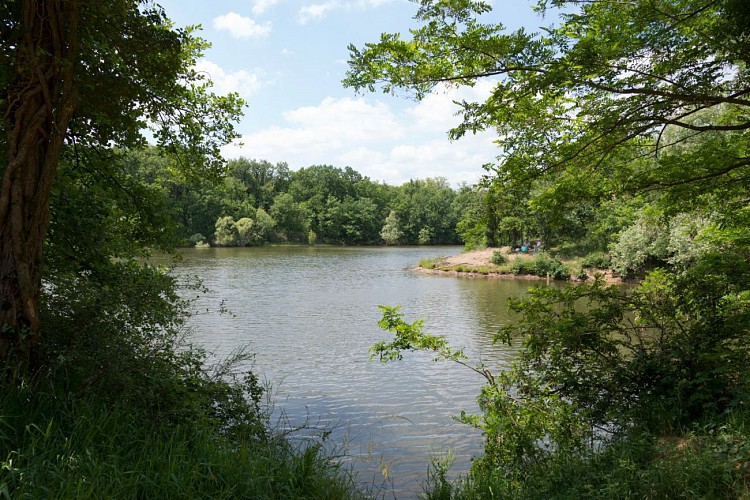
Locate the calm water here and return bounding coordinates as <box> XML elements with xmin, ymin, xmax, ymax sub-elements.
<box><xmin>172</xmin><ymin>246</ymin><xmax>542</xmax><ymax>498</ymax></box>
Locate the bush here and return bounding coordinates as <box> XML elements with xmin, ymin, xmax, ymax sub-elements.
<box><xmin>491</xmin><ymin>250</ymin><xmax>508</xmax><ymax>265</ymax></box>
<box><xmin>609</xmin><ymin>210</ymin><xmax>715</xmax><ymax>275</ymax></box>
<box><xmin>426</xmin><ymin>418</ymin><xmax>750</xmax><ymax>499</ymax></box>
<box><xmin>419</xmin><ymin>257</ymin><xmax>444</xmax><ymax>269</ymax></box>
<box><xmin>581</xmin><ymin>252</ymin><xmax>611</xmax><ymax>270</ymax></box>
<box><xmin>215</xmin><ymin>215</ymin><xmax>238</xmax><ymax>246</ymax></box>
<box><xmin>512</xmin><ymin>254</ymin><xmax>570</xmax><ymax>280</ymax></box>
<box><xmin>189</xmin><ymin>233</ymin><xmax>206</xmax><ymax>246</ymax></box>
<box><xmin>40</xmin><ymin>261</ymin><xmax>263</xmax><ymax>433</ymax></box>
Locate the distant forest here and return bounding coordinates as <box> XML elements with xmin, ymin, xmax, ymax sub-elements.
<box><xmin>129</xmin><ymin>149</ymin><xmax>476</xmax><ymax>246</ymax></box>
<box><xmin>130</xmin><ymin>149</ymin><xmax>631</xmax><ymax>251</ymax></box>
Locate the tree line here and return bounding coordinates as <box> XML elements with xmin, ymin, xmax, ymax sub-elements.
<box><xmin>130</xmin><ymin>151</ymin><xmax>482</xmax><ymax>246</ymax></box>
<box><xmin>134</xmin><ymin>150</ymin><xmax>639</xmax><ymax>253</ymax></box>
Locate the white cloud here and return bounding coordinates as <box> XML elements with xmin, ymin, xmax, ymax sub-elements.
<box><xmin>223</xmin><ymin>93</ymin><xmax>499</xmax><ymax>186</ymax></box>
<box><xmin>194</xmin><ymin>60</ymin><xmax>263</xmax><ymax>98</ymax></box>
<box><xmin>297</xmin><ymin>0</ymin><xmax>396</xmax><ymax>22</ymax></box>
<box><xmin>212</xmin><ymin>12</ymin><xmax>271</xmax><ymax>38</ymax></box>
<box><xmin>406</xmin><ymin>81</ymin><xmax>497</xmax><ymax>133</ymax></box>
<box><xmin>283</xmin><ymin>97</ymin><xmax>404</xmax><ymax>140</ymax></box>
<box><xmin>252</xmin><ymin>0</ymin><xmax>281</xmax><ymax>16</ymax></box>
<box><xmin>383</xmin><ymin>133</ymin><xmax>496</xmax><ymax>185</ymax></box>
<box><xmin>298</xmin><ymin>1</ymin><xmax>341</xmax><ymax>24</ymax></box>
<box><xmin>355</xmin><ymin>0</ymin><xmax>395</xmax><ymax>7</ymax></box>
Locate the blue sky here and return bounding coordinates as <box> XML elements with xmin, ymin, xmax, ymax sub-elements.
<box><xmin>158</xmin><ymin>0</ymin><xmax>554</xmax><ymax>186</ymax></box>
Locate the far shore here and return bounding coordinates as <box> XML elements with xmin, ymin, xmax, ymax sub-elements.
<box><xmin>413</xmin><ymin>247</ymin><xmax>635</xmax><ymax>285</ymax></box>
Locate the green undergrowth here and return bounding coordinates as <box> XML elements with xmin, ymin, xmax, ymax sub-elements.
<box><xmin>509</xmin><ymin>253</ymin><xmax>571</xmax><ymax>280</ymax></box>
<box><xmin>0</xmin><ymin>258</ymin><xmax>363</xmax><ymax>499</ymax></box>
<box><xmin>418</xmin><ymin>256</ymin><xmax>503</xmax><ymax>276</ymax></box>
<box><xmin>380</xmin><ymin>250</ymin><xmax>750</xmax><ymax>498</ymax></box>
<box><xmin>424</xmin><ymin>411</ymin><xmax>750</xmax><ymax>499</ymax></box>
<box><xmin>418</xmin><ymin>256</ymin><xmax>446</xmax><ymax>269</ymax></box>
<box><xmin>0</xmin><ymin>382</ymin><xmax>361</xmax><ymax>499</ymax></box>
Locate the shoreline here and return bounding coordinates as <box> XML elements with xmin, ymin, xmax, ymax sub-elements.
<box><xmin>412</xmin><ymin>247</ymin><xmax>636</xmax><ymax>285</ymax></box>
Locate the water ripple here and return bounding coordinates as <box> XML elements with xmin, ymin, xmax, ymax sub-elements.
<box><xmin>172</xmin><ymin>246</ymin><xmax>542</xmax><ymax>498</ymax></box>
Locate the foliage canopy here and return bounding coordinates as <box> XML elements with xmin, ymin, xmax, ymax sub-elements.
<box><xmin>0</xmin><ymin>0</ymin><xmax>243</xmax><ymax>373</ymax></box>
<box><xmin>345</xmin><ymin>0</ymin><xmax>750</xmax><ymax>208</ymax></box>
<box><xmin>354</xmin><ymin>0</ymin><xmax>750</xmax><ymax>495</ymax></box>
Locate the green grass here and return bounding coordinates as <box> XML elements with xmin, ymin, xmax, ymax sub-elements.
<box><xmin>418</xmin><ymin>256</ymin><xmax>446</xmax><ymax>269</ymax></box>
<box><xmin>453</xmin><ymin>264</ymin><xmax>491</xmax><ymax>274</ymax></box>
<box><xmin>419</xmin><ymin>254</ymin><xmax>512</xmax><ymax>275</ymax></box>
<box><xmin>0</xmin><ymin>383</ymin><xmax>363</xmax><ymax>499</ymax></box>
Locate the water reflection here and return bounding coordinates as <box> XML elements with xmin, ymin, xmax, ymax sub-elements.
<box><xmin>171</xmin><ymin>246</ymin><xmax>548</xmax><ymax>498</ymax></box>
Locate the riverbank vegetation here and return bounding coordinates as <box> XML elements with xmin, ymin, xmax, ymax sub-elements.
<box><xmin>419</xmin><ymin>249</ymin><xmax>575</xmax><ymax>281</ymax></box>
<box><xmin>0</xmin><ymin>2</ymin><xmax>361</xmax><ymax>498</ymax></box>
<box><xmin>350</xmin><ymin>0</ymin><xmax>750</xmax><ymax>497</ymax></box>
<box><xmin>3</xmin><ymin>0</ymin><xmax>750</xmax><ymax>497</ymax></box>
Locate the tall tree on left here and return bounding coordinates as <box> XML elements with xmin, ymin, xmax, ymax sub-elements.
<box><xmin>0</xmin><ymin>0</ymin><xmax>244</xmax><ymax>376</ymax></box>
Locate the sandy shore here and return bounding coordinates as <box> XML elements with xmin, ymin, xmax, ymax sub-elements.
<box><xmin>414</xmin><ymin>247</ymin><xmax>631</xmax><ymax>284</ymax></box>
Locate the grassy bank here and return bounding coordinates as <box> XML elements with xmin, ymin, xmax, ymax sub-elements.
<box><xmin>0</xmin><ymin>258</ymin><xmax>365</xmax><ymax>498</ymax></box>
<box><xmin>0</xmin><ymin>377</ymin><xmax>363</xmax><ymax>499</ymax></box>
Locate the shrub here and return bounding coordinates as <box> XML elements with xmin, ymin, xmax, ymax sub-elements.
<box><xmin>581</xmin><ymin>252</ymin><xmax>611</xmax><ymax>270</ymax></box>
<box><xmin>189</xmin><ymin>233</ymin><xmax>206</xmax><ymax>246</ymax></box>
<box><xmin>491</xmin><ymin>250</ymin><xmax>508</xmax><ymax>265</ymax></box>
<box><xmin>419</xmin><ymin>257</ymin><xmax>444</xmax><ymax>269</ymax></box>
<box><xmin>214</xmin><ymin>215</ymin><xmax>238</xmax><ymax>246</ymax></box>
<box><xmin>610</xmin><ymin>211</ymin><xmax>717</xmax><ymax>276</ymax></box>
<box><xmin>512</xmin><ymin>254</ymin><xmax>570</xmax><ymax>280</ymax></box>
<box><xmin>418</xmin><ymin>227</ymin><xmax>432</xmax><ymax>245</ymax></box>
<box><xmin>380</xmin><ymin>211</ymin><xmax>403</xmax><ymax>245</ymax></box>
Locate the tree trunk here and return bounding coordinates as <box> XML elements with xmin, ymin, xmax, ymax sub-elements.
<box><xmin>0</xmin><ymin>1</ymin><xmax>79</xmax><ymax>375</ymax></box>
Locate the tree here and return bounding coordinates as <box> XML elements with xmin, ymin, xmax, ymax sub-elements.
<box><xmin>0</xmin><ymin>1</ymin><xmax>243</xmax><ymax>374</ymax></box>
<box><xmin>227</xmin><ymin>158</ymin><xmax>291</xmax><ymax>211</ymax></box>
<box><xmin>214</xmin><ymin>216</ymin><xmax>239</xmax><ymax>247</ymax></box>
<box><xmin>270</xmin><ymin>192</ymin><xmax>309</xmax><ymax>242</ymax></box>
<box><xmin>347</xmin><ymin>0</ymin><xmax>750</xmax><ymax>489</ymax></box>
<box><xmin>390</xmin><ymin>178</ymin><xmax>458</xmax><ymax>244</ymax></box>
<box><xmin>234</xmin><ymin>217</ymin><xmax>255</xmax><ymax>247</ymax></box>
<box><xmin>380</xmin><ymin>210</ymin><xmax>403</xmax><ymax>245</ymax></box>
<box><xmin>251</xmin><ymin>208</ymin><xmax>276</xmax><ymax>244</ymax></box>
<box><xmin>344</xmin><ymin>0</ymin><xmax>750</xmax><ymax>209</ymax></box>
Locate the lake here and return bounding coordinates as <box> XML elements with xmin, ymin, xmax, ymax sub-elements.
<box><xmin>172</xmin><ymin>246</ymin><xmax>542</xmax><ymax>498</ymax></box>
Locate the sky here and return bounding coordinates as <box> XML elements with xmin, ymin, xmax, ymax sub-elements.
<box><xmin>157</xmin><ymin>0</ymin><xmax>555</xmax><ymax>187</ymax></box>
